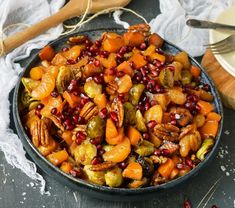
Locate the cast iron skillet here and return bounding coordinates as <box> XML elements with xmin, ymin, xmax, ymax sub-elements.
<box><xmin>13</xmin><ymin>28</ymin><xmax>223</xmax><ymax>201</ymax></box>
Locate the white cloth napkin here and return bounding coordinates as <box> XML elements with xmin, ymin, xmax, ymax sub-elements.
<box><xmin>0</xmin><ymin>0</ymin><xmax>65</xmax><ymax>194</ymax></box>
<box><xmin>149</xmin><ymin>0</ymin><xmax>235</xmax><ymax>57</ymax></box>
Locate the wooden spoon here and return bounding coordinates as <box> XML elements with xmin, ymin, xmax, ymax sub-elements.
<box><xmin>1</xmin><ymin>0</ymin><xmax>131</xmax><ymax>56</ymax></box>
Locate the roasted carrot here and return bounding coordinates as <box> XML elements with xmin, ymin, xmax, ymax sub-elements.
<box><xmin>129</xmin><ymin>53</ymin><xmax>147</xmax><ymax>69</ymax></box>
<box><xmin>47</xmin><ymin>150</ymin><xmax>69</xmax><ymax>166</ymax></box>
<box><xmin>190</xmin><ymin>65</ymin><xmax>201</xmax><ymax>78</ymax></box>
<box><xmin>197</xmin><ymin>100</ymin><xmax>214</xmax><ymax>115</ymax></box>
<box><xmin>199</xmin><ymin>120</ymin><xmax>219</xmax><ymax>139</ymax></box>
<box><xmin>39</xmin><ymin>45</ymin><xmax>55</xmax><ymax>61</ymax></box>
<box><xmin>158</xmin><ymin>158</ymin><xmax>175</xmax><ymax>179</ymax></box>
<box><xmin>206</xmin><ymin>112</ymin><xmax>221</xmax><ymax>122</ymax></box>
<box><xmin>122</xmin><ymin>162</ymin><xmax>143</xmax><ymax>180</ymax></box>
<box><xmin>127</xmin><ymin>126</ymin><xmax>142</xmax><ymax>146</ymax></box>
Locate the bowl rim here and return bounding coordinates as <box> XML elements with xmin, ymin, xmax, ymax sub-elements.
<box><xmin>13</xmin><ymin>28</ymin><xmax>224</xmax><ymax>195</ymax></box>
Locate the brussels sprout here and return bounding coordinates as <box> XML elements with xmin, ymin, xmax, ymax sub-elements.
<box><xmin>105</xmin><ymin>167</ymin><xmax>123</xmax><ymax>187</ymax></box>
<box><xmin>159</xmin><ymin>68</ymin><xmax>174</xmax><ymax>88</ymax></box>
<box><xmin>74</xmin><ymin>141</ymin><xmax>97</xmax><ymax>165</ymax></box>
<box><xmin>134</xmin><ymin>140</ymin><xmax>154</xmax><ymax>156</ymax></box>
<box><xmin>84</xmin><ymin>165</ymin><xmax>105</xmax><ymax>185</ymax></box>
<box><xmin>137</xmin><ymin>156</ymin><xmax>154</xmax><ymax>177</ymax></box>
<box><xmin>128</xmin><ymin>177</ymin><xmax>148</xmax><ymax>188</ymax></box>
<box><xmin>21</xmin><ymin>90</ymin><xmax>32</xmax><ymax>108</ymax></box>
<box><xmin>129</xmin><ymin>84</ymin><xmax>145</xmax><ymax>105</ymax></box>
<box><xmin>56</xmin><ymin>66</ymin><xmax>74</xmax><ymax>94</ymax></box>
<box><xmin>196</xmin><ymin>137</ymin><xmax>214</xmax><ymax>161</ymax></box>
<box><xmin>136</xmin><ymin>110</ymin><xmax>147</xmax><ymax>132</ymax></box>
<box><xmin>87</xmin><ymin>116</ymin><xmax>105</xmax><ymax>139</ymax></box>
<box><xmin>21</xmin><ymin>77</ymin><xmax>40</xmax><ymax>93</ymax></box>
<box><xmin>84</xmin><ymin>79</ymin><xmax>102</xmax><ymax>98</ymax></box>
<box><xmin>124</xmin><ymin>102</ymin><xmax>136</xmax><ymax>125</ymax></box>
<box><xmin>181</xmin><ymin>70</ymin><xmax>192</xmax><ymax>86</ymax></box>
<box><xmin>28</xmin><ymin>101</ymin><xmax>41</xmax><ymax>111</ymax></box>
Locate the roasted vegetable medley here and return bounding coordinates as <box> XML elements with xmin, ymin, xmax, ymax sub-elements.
<box><xmin>21</xmin><ymin>24</ymin><xmax>221</xmax><ymax>188</ymax></box>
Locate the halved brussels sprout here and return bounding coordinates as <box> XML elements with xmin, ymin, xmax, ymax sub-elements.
<box><xmin>84</xmin><ymin>165</ymin><xmax>105</xmax><ymax>185</ymax></box>
<box><xmin>87</xmin><ymin>116</ymin><xmax>105</xmax><ymax>139</ymax></box>
<box><xmin>105</xmin><ymin>167</ymin><xmax>123</xmax><ymax>187</ymax></box>
<box><xmin>21</xmin><ymin>77</ymin><xmax>40</xmax><ymax>93</ymax></box>
<box><xmin>134</xmin><ymin>140</ymin><xmax>154</xmax><ymax>156</ymax></box>
<box><xmin>159</xmin><ymin>68</ymin><xmax>174</xmax><ymax>88</ymax></box>
<box><xmin>196</xmin><ymin>137</ymin><xmax>214</xmax><ymax>161</ymax></box>
<box><xmin>74</xmin><ymin>141</ymin><xmax>97</xmax><ymax>165</ymax></box>
<box><xmin>124</xmin><ymin>102</ymin><xmax>136</xmax><ymax>125</ymax></box>
<box><xmin>181</xmin><ymin>70</ymin><xmax>192</xmax><ymax>86</ymax></box>
<box><xmin>56</xmin><ymin>66</ymin><xmax>74</xmax><ymax>94</ymax></box>
<box><xmin>136</xmin><ymin>110</ymin><xmax>147</xmax><ymax>132</ymax></box>
<box><xmin>137</xmin><ymin>156</ymin><xmax>154</xmax><ymax>177</ymax></box>
<box><xmin>129</xmin><ymin>84</ymin><xmax>145</xmax><ymax>105</ymax></box>
<box><xmin>84</xmin><ymin>79</ymin><xmax>102</xmax><ymax>98</ymax></box>
<box><xmin>21</xmin><ymin>90</ymin><xmax>32</xmax><ymax>108</ymax></box>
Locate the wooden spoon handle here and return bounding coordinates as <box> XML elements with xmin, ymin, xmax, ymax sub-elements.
<box><xmin>1</xmin><ymin>3</ymin><xmax>82</xmax><ymax>56</ymax></box>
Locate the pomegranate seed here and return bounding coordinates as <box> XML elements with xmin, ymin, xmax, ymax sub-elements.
<box><xmin>143</xmin><ymin>133</ymin><xmax>150</xmax><ymax>140</ymax></box>
<box><xmin>67</xmin><ymin>59</ymin><xmax>76</xmax><ymax>65</ymax></box>
<box><xmin>100</xmin><ymin>108</ymin><xmax>108</xmax><ymax>119</ymax></box>
<box><xmin>139</xmin><ymin>42</ymin><xmax>147</xmax><ymax>50</ymax></box>
<box><xmin>73</xmin><ymin>91</ymin><xmax>79</xmax><ymax>96</ymax></box>
<box><xmin>147</xmin><ymin>80</ymin><xmax>156</xmax><ymax>90</ymax></box>
<box><xmin>144</xmin><ymin>102</ymin><xmax>151</xmax><ymax>111</ymax></box>
<box><xmin>153</xmin><ymin>149</ymin><xmax>161</xmax><ymax>156</ymax></box>
<box><xmin>96</xmin><ymin>144</ymin><xmax>103</xmax><ymax>150</ymax></box>
<box><xmin>91</xmin><ymin>156</ymin><xmax>102</xmax><ymax>165</ymax></box>
<box><xmin>90</xmin><ymin>137</ymin><xmax>101</xmax><ymax>145</ymax></box>
<box><xmin>70</xmin><ymin>168</ymin><xmax>81</xmax><ymax>178</ymax></box>
<box><xmin>66</xmin><ymin>123</ymin><xmax>75</xmax><ymax>131</ymax></box>
<box><xmin>76</xmin><ymin>131</ymin><xmax>86</xmax><ymax>140</ymax></box>
<box><xmin>93</xmin><ymin>75</ymin><xmax>103</xmax><ymax>84</ymax></box>
<box><xmin>183</xmin><ymin>199</ymin><xmax>192</xmax><ymax>208</ymax></box>
<box><xmin>170</xmin><ymin>120</ymin><xmax>177</xmax><ymax>125</ymax></box>
<box><xmin>72</xmin><ymin>114</ymin><xmax>80</xmax><ymax>123</ymax></box>
<box><xmin>110</xmin><ymin>111</ymin><xmax>118</xmax><ymax>122</ymax></box>
<box><xmin>100</xmin><ymin>50</ymin><xmax>109</xmax><ymax>58</ymax></box>
<box><xmin>185</xmin><ymin>159</ymin><xmax>193</xmax><ymax>168</ymax></box>
<box><xmin>119</xmin><ymin>46</ymin><xmax>127</xmax><ymax>54</ymax></box>
<box><xmin>154</xmin><ymin>84</ymin><xmax>160</xmax><ymax>92</ymax></box>
<box><xmin>117</xmin><ymin>71</ymin><xmax>125</xmax><ymax>77</ymax></box>
<box><xmin>161</xmin><ymin>149</ymin><xmax>170</xmax><ymax>156</ymax></box>
<box><xmin>119</xmin><ymin>161</ymin><xmax>128</xmax><ymax>169</ymax></box>
<box><xmin>94</xmin><ymin>59</ymin><xmax>100</xmax><ymax>67</ymax></box>
<box><xmin>36</xmin><ymin>104</ymin><xmax>44</xmax><ymax>110</ymax></box>
<box><xmin>51</xmin><ymin>108</ymin><xmax>57</xmax><ymax>115</ymax></box>
<box><xmin>176</xmin><ymin>163</ymin><xmax>188</xmax><ymax>170</ymax></box>
<box><xmin>98</xmin><ymin>149</ymin><xmax>105</xmax><ymax>156</ymax></box>
<box><xmin>50</xmin><ymin>91</ymin><xmax>59</xmax><ymax>98</ymax></box>
<box><xmin>150</xmin><ymin>100</ymin><xmax>157</xmax><ymax>106</ymax></box>
<box><xmin>147</xmin><ymin>120</ymin><xmax>157</xmax><ymax>129</ymax></box>
<box><xmin>195</xmin><ymin>104</ymin><xmax>201</xmax><ymax>111</ymax></box>
<box><xmin>76</xmin><ymin>138</ymin><xmax>84</xmax><ymax>145</ymax></box>
<box><xmin>116</xmin><ymin>53</ymin><xmax>123</xmax><ymax>59</ymax></box>
<box><xmin>80</xmin><ymin>97</ymin><xmax>89</xmax><ymax>106</ymax></box>
<box><xmin>211</xmin><ymin>205</ymin><xmax>219</xmax><ymax>208</ymax></box>
<box><xmin>140</xmin><ymin>67</ymin><xmax>148</xmax><ymax>76</ymax></box>
<box><xmin>62</xmin><ymin>47</ymin><xmax>69</xmax><ymax>52</ymax></box>
<box><xmin>202</xmin><ymin>84</ymin><xmax>210</xmax><ymax>91</ymax></box>
<box><xmin>35</xmin><ymin>109</ymin><xmax>41</xmax><ymax>118</ymax></box>
<box><xmin>95</xmin><ymin>40</ymin><xmax>102</xmax><ymax>47</ymax></box>
<box><xmin>107</xmin><ymin>67</ymin><xmax>116</xmax><ymax>75</ymax></box>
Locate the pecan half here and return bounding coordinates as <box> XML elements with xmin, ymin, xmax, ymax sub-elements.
<box><xmin>90</xmin><ymin>162</ymin><xmax>116</xmax><ymax>171</ymax></box>
<box><xmin>79</xmin><ymin>102</ymin><xmax>98</xmax><ymax>121</ymax></box>
<box><xmin>159</xmin><ymin>140</ymin><xmax>179</xmax><ymax>154</ymax></box>
<box><xmin>150</xmin><ymin>155</ymin><xmax>167</xmax><ymax>164</ymax></box>
<box><xmin>68</xmin><ymin>35</ymin><xmax>87</xmax><ymax>44</ymax></box>
<box><xmin>111</xmin><ymin>98</ymin><xmax>124</xmax><ymax>127</ymax></box>
<box><xmin>49</xmin><ymin>115</ymin><xmax>64</xmax><ymax>131</ymax></box>
<box><xmin>151</xmin><ymin>172</ymin><xmax>167</xmax><ymax>186</ymax></box>
<box><xmin>153</xmin><ymin>124</ymin><xmax>179</xmax><ymax>142</ymax></box>
<box><xmin>30</xmin><ymin>118</ymin><xmax>50</xmax><ymax>147</ymax></box>
<box><xmin>170</xmin><ymin>107</ymin><xmax>193</xmax><ymax>127</ymax></box>
<box><xmin>106</xmin><ymin>80</ymin><xmax>118</xmax><ymax>95</ymax></box>
<box><xmin>128</xmin><ymin>23</ymin><xmax>151</xmax><ymax>37</ymax></box>
<box><xmin>179</xmin><ymin>124</ymin><xmax>196</xmax><ymax>139</ymax></box>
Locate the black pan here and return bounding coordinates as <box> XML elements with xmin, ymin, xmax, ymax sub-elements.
<box><xmin>13</xmin><ymin>28</ymin><xmax>223</xmax><ymax>201</ymax></box>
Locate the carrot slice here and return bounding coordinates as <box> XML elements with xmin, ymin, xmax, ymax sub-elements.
<box><xmin>199</xmin><ymin>120</ymin><xmax>219</xmax><ymax>139</ymax></box>
<box><xmin>158</xmin><ymin>158</ymin><xmax>175</xmax><ymax>179</ymax></box>
<box><xmin>47</xmin><ymin>150</ymin><xmax>69</xmax><ymax>166</ymax></box>
<box><xmin>127</xmin><ymin>126</ymin><xmax>142</xmax><ymax>146</ymax></box>
<box><xmin>60</xmin><ymin>162</ymin><xmax>73</xmax><ymax>174</ymax></box>
<box><xmin>106</xmin><ymin>118</ymin><xmax>119</xmax><ymax>142</ymax></box>
<box><xmin>122</xmin><ymin>162</ymin><xmax>143</xmax><ymax>180</ymax></box>
<box><xmin>197</xmin><ymin>100</ymin><xmax>214</xmax><ymax>115</ymax></box>
<box><xmin>129</xmin><ymin>53</ymin><xmax>147</xmax><ymax>69</ymax></box>
<box><xmin>206</xmin><ymin>112</ymin><xmax>221</xmax><ymax>122</ymax></box>
<box><xmin>63</xmin><ymin>91</ymin><xmax>80</xmax><ymax>108</ymax></box>
<box><xmin>61</xmin><ymin>131</ymin><xmax>73</xmax><ymax>145</ymax></box>
<box><xmin>39</xmin><ymin>45</ymin><xmax>55</xmax><ymax>61</ymax></box>
<box><xmin>106</xmin><ymin>127</ymin><xmax>124</xmax><ymax>145</ymax></box>
<box><xmin>190</xmin><ymin>65</ymin><xmax>201</xmax><ymax>78</ymax></box>
<box><xmin>117</xmin><ymin>61</ymin><xmax>134</xmax><ymax>77</ymax></box>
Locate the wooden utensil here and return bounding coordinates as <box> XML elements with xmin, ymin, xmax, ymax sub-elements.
<box><xmin>201</xmin><ymin>49</ymin><xmax>235</xmax><ymax>110</ymax></box>
<box><xmin>1</xmin><ymin>0</ymin><xmax>131</xmax><ymax>56</ymax></box>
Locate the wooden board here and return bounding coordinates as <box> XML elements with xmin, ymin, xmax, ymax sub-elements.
<box><xmin>201</xmin><ymin>49</ymin><xmax>235</xmax><ymax>110</ymax></box>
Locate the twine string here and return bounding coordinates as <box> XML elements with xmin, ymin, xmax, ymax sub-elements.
<box><xmin>0</xmin><ymin>0</ymin><xmax>147</xmax><ymax>57</ymax></box>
